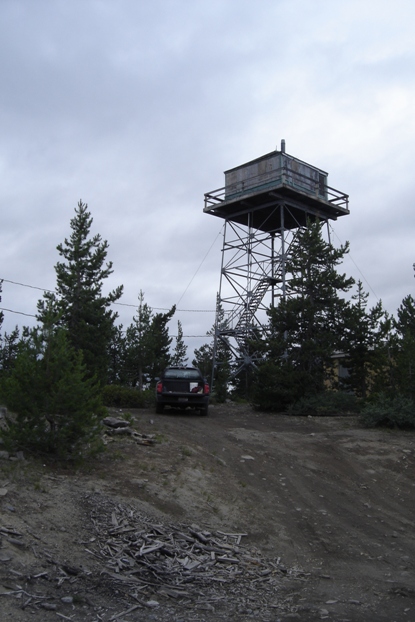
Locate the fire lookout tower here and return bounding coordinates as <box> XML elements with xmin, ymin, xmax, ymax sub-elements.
<box><xmin>204</xmin><ymin>140</ymin><xmax>350</xmax><ymax>379</ymax></box>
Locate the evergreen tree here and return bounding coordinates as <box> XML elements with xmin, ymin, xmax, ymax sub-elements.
<box><xmin>149</xmin><ymin>306</ymin><xmax>176</xmax><ymax>380</ymax></box>
<box><xmin>193</xmin><ymin>300</ymin><xmax>231</xmax><ymax>401</ymax></box>
<box><xmin>107</xmin><ymin>324</ymin><xmax>128</xmax><ymax>385</ymax></box>
<box><xmin>0</xmin><ymin>281</ymin><xmax>21</xmax><ymax>381</ymax></box>
<box><xmin>392</xmin><ymin>294</ymin><xmax>415</xmax><ymax>398</ymax></box>
<box><xmin>0</xmin><ymin>279</ymin><xmax>3</xmax><ymax>330</ymax></box>
<box><xmin>124</xmin><ymin>292</ymin><xmax>175</xmax><ymax>388</ymax></box>
<box><xmin>0</xmin><ymin>327</ymin><xmax>20</xmax><ymax>379</ymax></box>
<box><xmin>264</xmin><ymin>219</ymin><xmax>354</xmax><ymax>401</ymax></box>
<box><xmin>343</xmin><ymin>281</ymin><xmax>391</xmax><ymax>398</ymax></box>
<box><xmin>37</xmin><ymin>200</ymin><xmax>123</xmax><ymax>384</ymax></box>
<box><xmin>171</xmin><ymin>320</ymin><xmax>188</xmax><ymax>366</ymax></box>
<box><xmin>125</xmin><ymin>291</ymin><xmax>155</xmax><ymax>389</ymax></box>
<box><xmin>193</xmin><ymin>342</ymin><xmax>214</xmax><ymax>379</ymax></box>
<box><xmin>1</xmin><ymin>320</ymin><xmax>102</xmax><ymax>460</ymax></box>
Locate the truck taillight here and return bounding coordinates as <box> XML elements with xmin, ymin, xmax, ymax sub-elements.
<box><xmin>156</xmin><ymin>381</ymin><xmax>163</xmax><ymax>394</ymax></box>
<box><xmin>203</xmin><ymin>383</ymin><xmax>210</xmax><ymax>395</ymax></box>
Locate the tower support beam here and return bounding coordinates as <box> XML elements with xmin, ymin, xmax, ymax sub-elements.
<box><xmin>204</xmin><ymin>145</ymin><xmax>349</xmax><ymax>384</ymax></box>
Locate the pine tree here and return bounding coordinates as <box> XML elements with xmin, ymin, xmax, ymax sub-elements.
<box><xmin>149</xmin><ymin>306</ymin><xmax>176</xmax><ymax>380</ymax></box>
<box><xmin>124</xmin><ymin>292</ymin><xmax>175</xmax><ymax>388</ymax></box>
<box><xmin>193</xmin><ymin>300</ymin><xmax>231</xmax><ymax>401</ymax></box>
<box><xmin>171</xmin><ymin>320</ymin><xmax>188</xmax><ymax>366</ymax></box>
<box><xmin>193</xmin><ymin>342</ymin><xmax>214</xmax><ymax>379</ymax></box>
<box><xmin>0</xmin><ymin>280</ymin><xmax>3</xmax><ymax>330</ymax></box>
<box><xmin>392</xmin><ymin>294</ymin><xmax>415</xmax><ymax>398</ymax></box>
<box><xmin>107</xmin><ymin>325</ymin><xmax>128</xmax><ymax>385</ymax></box>
<box><xmin>37</xmin><ymin>200</ymin><xmax>123</xmax><ymax>385</ymax></box>
<box><xmin>2</xmin><ymin>319</ymin><xmax>102</xmax><ymax>459</ymax></box>
<box><xmin>265</xmin><ymin>219</ymin><xmax>354</xmax><ymax>400</ymax></box>
<box><xmin>124</xmin><ymin>291</ymin><xmax>155</xmax><ymax>389</ymax></box>
<box><xmin>0</xmin><ymin>281</ymin><xmax>21</xmax><ymax>381</ymax></box>
<box><xmin>0</xmin><ymin>327</ymin><xmax>20</xmax><ymax>379</ymax></box>
<box><xmin>343</xmin><ymin>281</ymin><xmax>391</xmax><ymax>398</ymax></box>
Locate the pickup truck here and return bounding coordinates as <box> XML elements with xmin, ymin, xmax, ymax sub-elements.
<box><xmin>155</xmin><ymin>366</ymin><xmax>210</xmax><ymax>416</ymax></box>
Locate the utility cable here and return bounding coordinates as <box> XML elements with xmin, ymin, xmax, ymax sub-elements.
<box><xmin>175</xmin><ymin>225</ymin><xmax>223</xmax><ymax>307</ymax></box>
<box><xmin>0</xmin><ymin>278</ymin><xmax>216</xmax><ymax>313</ymax></box>
<box><xmin>0</xmin><ymin>307</ymin><xmax>36</xmax><ymax>318</ymax></box>
<box><xmin>328</xmin><ymin>225</ymin><xmax>380</xmax><ymax>301</ymax></box>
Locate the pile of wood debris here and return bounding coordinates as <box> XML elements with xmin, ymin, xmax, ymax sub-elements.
<box><xmin>84</xmin><ymin>493</ymin><xmax>311</xmax><ymax>620</ymax></box>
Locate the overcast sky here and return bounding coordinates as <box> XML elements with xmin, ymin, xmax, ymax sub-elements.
<box><xmin>1</xmin><ymin>0</ymin><xmax>415</xmax><ymax>355</ymax></box>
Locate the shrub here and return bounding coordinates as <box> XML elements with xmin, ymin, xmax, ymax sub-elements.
<box><xmin>288</xmin><ymin>391</ymin><xmax>360</xmax><ymax>416</ymax></box>
<box><xmin>102</xmin><ymin>385</ymin><xmax>149</xmax><ymax>408</ymax></box>
<box><xmin>1</xmin><ymin>329</ymin><xmax>103</xmax><ymax>460</ymax></box>
<box><xmin>251</xmin><ymin>362</ymin><xmax>309</xmax><ymax>412</ymax></box>
<box><xmin>360</xmin><ymin>394</ymin><xmax>415</xmax><ymax>428</ymax></box>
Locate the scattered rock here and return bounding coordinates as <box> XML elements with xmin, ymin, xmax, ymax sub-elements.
<box><xmin>40</xmin><ymin>602</ymin><xmax>57</xmax><ymax>610</ymax></box>
<box><xmin>60</xmin><ymin>596</ymin><xmax>73</xmax><ymax>604</ymax></box>
<box><xmin>131</xmin><ymin>478</ymin><xmax>148</xmax><ymax>488</ymax></box>
<box><xmin>102</xmin><ymin>417</ymin><xmax>130</xmax><ymax>428</ymax></box>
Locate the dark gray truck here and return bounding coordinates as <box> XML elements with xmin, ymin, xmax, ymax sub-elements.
<box><xmin>155</xmin><ymin>366</ymin><xmax>210</xmax><ymax>416</ymax></box>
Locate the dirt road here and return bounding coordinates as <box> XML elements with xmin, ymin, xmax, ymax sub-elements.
<box><xmin>0</xmin><ymin>402</ymin><xmax>414</xmax><ymax>621</ymax></box>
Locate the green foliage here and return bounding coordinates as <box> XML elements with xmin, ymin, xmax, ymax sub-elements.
<box><xmin>171</xmin><ymin>320</ymin><xmax>188</xmax><ymax>366</ymax></box>
<box><xmin>0</xmin><ymin>280</ymin><xmax>3</xmax><ymax>333</ymax></box>
<box><xmin>125</xmin><ymin>291</ymin><xmax>175</xmax><ymax>388</ymax></box>
<box><xmin>251</xmin><ymin>361</ymin><xmax>307</xmax><ymax>412</ymax></box>
<box><xmin>342</xmin><ymin>281</ymin><xmax>391</xmax><ymax>398</ymax></box>
<box><xmin>360</xmin><ymin>394</ymin><xmax>415</xmax><ymax>428</ymax></box>
<box><xmin>0</xmin><ymin>326</ymin><xmax>20</xmax><ymax>379</ymax></box>
<box><xmin>193</xmin><ymin>342</ymin><xmax>214</xmax><ymax>382</ymax></box>
<box><xmin>0</xmin><ymin>282</ymin><xmax>20</xmax><ymax>380</ymax></box>
<box><xmin>252</xmin><ymin>358</ymin><xmax>360</xmax><ymax>414</ymax></box>
<box><xmin>37</xmin><ymin>200</ymin><xmax>123</xmax><ymax>385</ymax></box>
<box><xmin>288</xmin><ymin>391</ymin><xmax>360</xmax><ymax>416</ymax></box>
<box><xmin>107</xmin><ymin>324</ymin><xmax>128</xmax><ymax>385</ymax></box>
<box><xmin>391</xmin><ymin>294</ymin><xmax>415</xmax><ymax>399</ymax></box>
<box><xmin>1</xmin><ymin>327</ymin><xmax>103</xmax><ymax>460</ymax></box>
<box><xmin>212</xmin><ymin>359</ymin><xmax>230</xmax><ymax>403</ymax></box>
<box><xmin>150</xmin><ymin>306</ymin><xmax>176</xmax><ymax>378</ymax></box>
<box><xmin>267</xmin><ymin>219</ymin><xmax>354</xmax><ymax>399</ymax></box>
<box><xmin>101</xmin><ymin>384</ymin><xmax>148</xmax><ymax>408</ymax></box>
<box><xmin>193</xmin><ymin>298</ymin><xmax>231</xmax><ymax>400</ymax></box>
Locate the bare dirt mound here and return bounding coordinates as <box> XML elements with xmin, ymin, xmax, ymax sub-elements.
<box><xmin>0</xmin><ymin>403</ymin><xmax>414</xmax><ymax>621</ymax></box>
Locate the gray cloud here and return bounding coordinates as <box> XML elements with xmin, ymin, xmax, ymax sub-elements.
<box><xmin>1</xmin><ymin>0</ymin><xmax>415</xmax><ymax>354</ymax></box>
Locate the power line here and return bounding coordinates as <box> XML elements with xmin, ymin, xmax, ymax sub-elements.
<box><xmin>176</xmin><ymin>225</ymin><xmax>223</xmax><ymax>307</ymax></box>
<box><xmin>114</xmin><ymin>301</ymin><xmax>214</xmax><ymax>312</ymax></box>
<box><xmin>2</xmin><ymin>279</ymin><xmax>54</xmax><ymax>293</ymax></box>
<box><xmin>1</xmin><ymin>278</ymin><xmax>215</xmax><ymax>313</ymax></box>
<box><xmin>0</xmin><ymin>307</ymin><xmax>208</xmax><ymax>339</ymax></box>
<box><xmin>0</xmin><ymin>307</ymin><xmax>36</xmax><ymax>318</ymax></box>
<box><xmin>328</xmin><ymin>226</ymin><xmax>380</xmax><ymax>301</ymax></box>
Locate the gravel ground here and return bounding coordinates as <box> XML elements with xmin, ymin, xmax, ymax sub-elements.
<box><xmin>0</xmin><ymin>402</ymin><xmax>414</xmax><ymax>621</ymax></box>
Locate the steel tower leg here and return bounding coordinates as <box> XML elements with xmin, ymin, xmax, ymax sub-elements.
<box><xmin>212</xmin><ymin>203</ymin><xmax>301</xmax><ymax>385</ymax></box>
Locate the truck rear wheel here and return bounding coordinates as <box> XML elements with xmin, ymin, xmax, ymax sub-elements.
<box><xmin>200</xmin><ymin>404</ymin><xmax>209</xmax><ymax>417</ymax></box>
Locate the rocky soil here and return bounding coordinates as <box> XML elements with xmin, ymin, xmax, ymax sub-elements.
<box><xmin>0</xmin><ymin>402</ymin><xmax>414</xmax><ymax>621</ymax></box>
